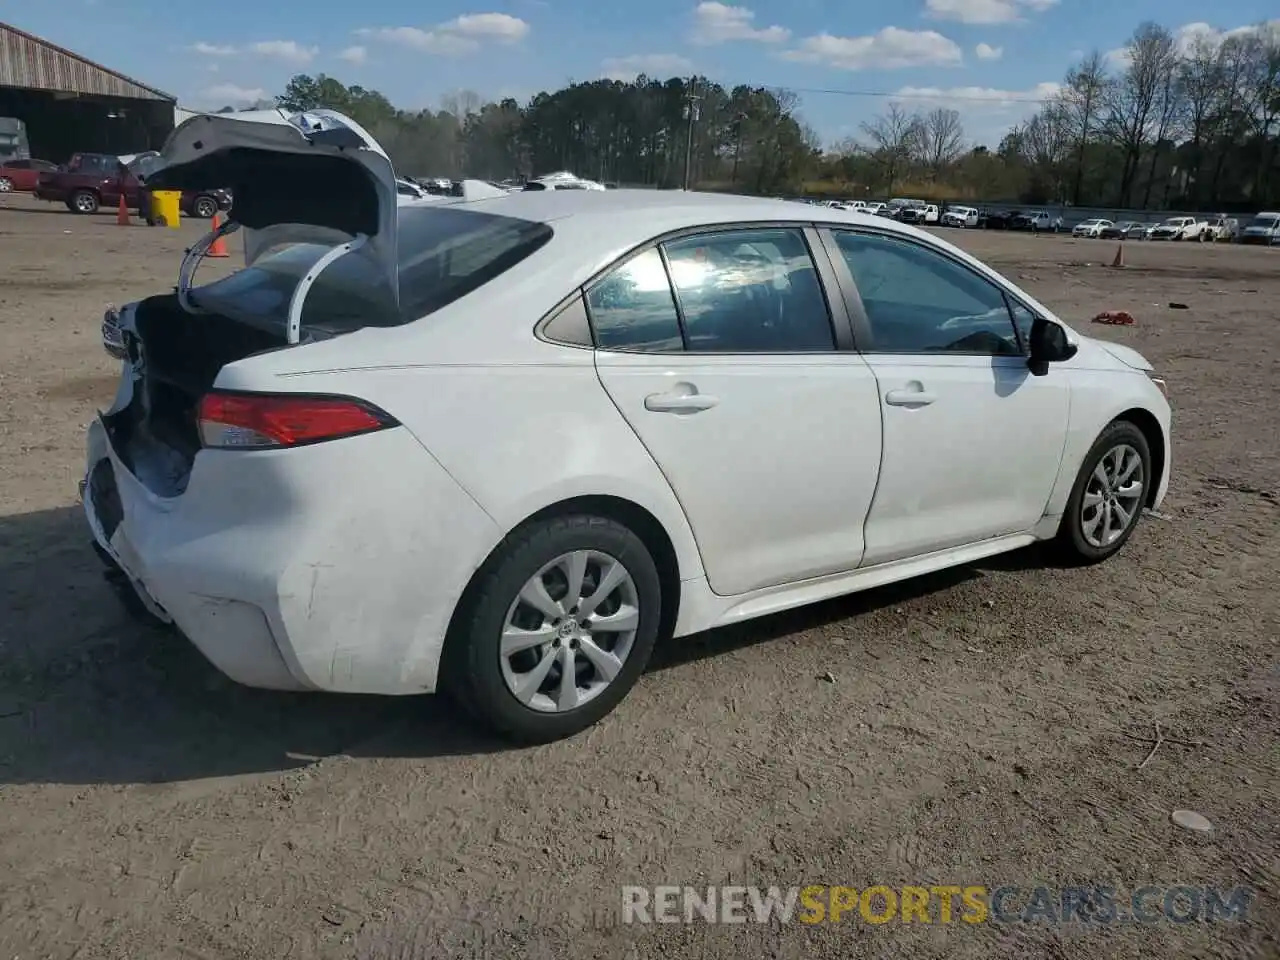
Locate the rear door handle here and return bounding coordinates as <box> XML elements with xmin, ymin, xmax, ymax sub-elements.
<box><xmin>884</xmin><ymin>388</ymin><xmax>937</xmax><ymax>407</ymax></box>
<box><xmin>645</xmin><ymin>384</ymin><xmax>720</xmax><ymax>414</ymax></box>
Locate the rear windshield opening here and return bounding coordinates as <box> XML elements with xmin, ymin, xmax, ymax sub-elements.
<box><xmin>189</xmin><ymin>206</ymin><xmax>554</xmax><ymax>336</ymax></box>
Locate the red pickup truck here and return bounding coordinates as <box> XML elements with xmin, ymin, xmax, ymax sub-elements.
<box><xmin>34</xmin><ymin>152</ymin><xmax>231</xmax><ymax>218</ymax></box>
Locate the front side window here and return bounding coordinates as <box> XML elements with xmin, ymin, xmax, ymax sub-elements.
<box><xmin>661</xmin><ymin>228</ymin><xmax>835</xmax><ymax>353</ymax></box>
<box><xmin>832</xmin><ymin>230</ymin><xmax>1020</xmax><ymax>356</ymax></box>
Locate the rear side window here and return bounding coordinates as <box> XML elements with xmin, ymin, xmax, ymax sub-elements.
<box><xmin>586</xmin><ymin>248</ymin><xmax>684</xmax><ymax>352</ymax></box>
<box><xmin>397</xmin><ymin>206</ymin><xmax>553</xmax><ymax>319</ymax></box>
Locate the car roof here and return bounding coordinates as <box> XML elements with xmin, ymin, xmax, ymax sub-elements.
<box><xmin>448</xmin><ymin>188</ymin><xmax>916</xmax><ymax>249</ymax></box>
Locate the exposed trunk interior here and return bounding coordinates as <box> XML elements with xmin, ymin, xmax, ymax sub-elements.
<box><xmin>104</xmin><ymin>293</ymin><xmax>290</xmax><ymax>497</ymax></box>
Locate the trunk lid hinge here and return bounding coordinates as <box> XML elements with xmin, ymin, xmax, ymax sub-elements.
<box><xmin>178</xmin><ymin>218</ymin><xmax>242</xmax><ymax>315</ymax></box>
<box><xmin>285</xmin><ymin>235</ymin><xmax>369</xmax><ymax>344</ymax></box>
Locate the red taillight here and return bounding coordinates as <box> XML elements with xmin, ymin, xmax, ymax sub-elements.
<box><xmin>196</xmin><ymin>391</ymin><xmax>398</xmax><ymax>450</ymax></box>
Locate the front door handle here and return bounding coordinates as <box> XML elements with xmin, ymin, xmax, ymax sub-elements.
<box><xmin>645</xmin><ymin>383</ymin><xmax>720</xmax><ymax>414</ymax></box>
<box><xmin>884</xmin><ymin>387</ymin><xmax>937</xmax><ymax>407</ymax></box>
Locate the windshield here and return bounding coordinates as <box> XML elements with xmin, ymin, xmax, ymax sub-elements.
<box><xmin>1248</xmin><ymin>214</ymin><xmax>1278</xmax><ymax>227</ymax></box>
<box><xmin>193</xmin><ymin>206</ymin><xmax>554</xmax><ymax>335</ymax></box>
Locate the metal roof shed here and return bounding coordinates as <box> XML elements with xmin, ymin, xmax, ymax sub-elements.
<box><xmin>0</xmin><ymin>21</ymin><xmax>177</xmax><ymax>161</ymax></box>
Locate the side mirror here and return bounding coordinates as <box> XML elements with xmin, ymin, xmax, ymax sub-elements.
<box><xmin>1027</xmin><ymin>316</ymin><xmax>1077</xmax><ymax>376</ymax></box>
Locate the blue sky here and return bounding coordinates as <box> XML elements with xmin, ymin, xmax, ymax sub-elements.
<box><xmin>11</xmin><ymin>0</ymin><xmax>1280</xmax><ymax>148</ymax></box>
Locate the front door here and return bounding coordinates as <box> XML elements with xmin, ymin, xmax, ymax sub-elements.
<box><xmin>589</xmin><ymin>227</ymin><xmax>884</xmax><ymax>597</ymax></box>
<box><xmin>824</xmin><ymin>227</ymin><xmax>1070</xmax><ymax>566</ymax></box>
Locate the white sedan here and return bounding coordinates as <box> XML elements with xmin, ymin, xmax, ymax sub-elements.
<box><xmin>1072</xmin><ymin>218</ymin><xmax>1113</xmax><ymax>238</ymax></box>
<box><xmin>84</xmin><ymin>110</ymin><xmax>1172</xmax><ymax>743</ymax></box>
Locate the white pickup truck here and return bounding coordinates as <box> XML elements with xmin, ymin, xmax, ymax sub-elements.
<box><xmin>1146</xmin><ymin>216</ymin><xmax>1207</xmax><ymax>241</ymax></box>
<box><xmin>940</xmin><ymin>205</ymin><xmax>979</xmax><ymax>228</ymax></box>
<box><xmin>898</xmin><ymin>203</ymin><xmax>940</xmax><ymax>225</ymax></box>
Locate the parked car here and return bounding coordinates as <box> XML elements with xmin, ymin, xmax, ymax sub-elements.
<box><xmin>34</xmin><ymin>153</ymin><xmax>230</xmax><ymax>218</ymax></box>
<box><xmin>1146</xmin><ymin>216</ymin><xmax>1205</xmax><ymax>241</ymax></box>
<box><xmin>864</xmin><ymin>202</ymin><xmax>887</xmax><ymax>216</ymax></box>
<box><xmin>83</xmin><ymin>109</ymin><xmax>1172</xmax><ymax>744</ymax></box>
<box><xmin>939</xmin><ymin>205</ymin><xmax>979</xmax><ymax>228</ymax></box>
<box><xmin>982</xmin><ymin>210</ymin><xmax>1019</xmax><ymax>230</ymax></box>
<box><xmin>1239</xmin><ymin>211</ymin><xmax>1280</xmax><ymax>246</ymax></box>
<box><xmin>1011</xmin><ymin>211</ymin><xmax>1052</xmax><ymax>231</ymax></box>
<box><xmin>1072</xmin><ymin>218</ymin><xmax>1114</xmax><ymax>239</ymax></box>
<box><xmin>1099</xmin><ymin>221</ymin><xmax>1146</xmax><ymax>240</ymax></box>
<box><xmin>1200</xmin><ymin>216</ymin><xmax>1239</xmax><ymax>242</ymax></box>
<box><xmin>0</xmin><ymin>157</ymin><xmax>58</xmax><ymax>193</ymax></box>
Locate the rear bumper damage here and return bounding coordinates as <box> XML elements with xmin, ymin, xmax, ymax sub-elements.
<box><xmin>82</xmin><ymin>414</ymin><xmax>502</xmax><ymax>696</ymax></box>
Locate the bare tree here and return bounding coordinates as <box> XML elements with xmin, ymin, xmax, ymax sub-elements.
<box><xmin>1103</xmin><ymin>22</ymin><xmax>1177</xmax><ymax>205</ymax></box>
<box><xmin>1206</xmin><ymin>33</ymin><xmax>1261</xmax><ymax>201</ymax></box>
<box><xmin>1141</xmin><ymin>39</ymin><xmax>1184</xmax><ymax>207</ymax></box>
<box><xmin>860</xmin><ymin>104</ymin><xmax>922</xmax><ymax>194</ymax></box>
<box><xmin>441</xmin><ymin>89</ymin><xmax>484</xmax><ymax>117</ymax></box>
<box><xmin>1060</xmin><ymin>52</ymin><xmax>1110</xmax><ymax>205</ymax></box>
<box><xmin>1178</xmin><ymin>34</ymin><xmax>1228</xmax><ymax>204</ymax></box>
<box><xmin>1245</xmin><ymin>23</ymin><xmax>1280</xmax><ymax>200</ymax></box>
<box><xmin>915</xmin><ymin>107</ymin><xmax>965</xmax><ymax>179</ymax></box>
<box><xmin>1014</xmin><ymin>101</ymin><xmax>1073</xmax><ymax>200</ymax></box>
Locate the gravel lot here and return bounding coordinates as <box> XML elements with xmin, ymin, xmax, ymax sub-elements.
<box><xmin>0</xmin><ymin>194</ymin><xmax>1276</xmax><ymax>959</ymax></box>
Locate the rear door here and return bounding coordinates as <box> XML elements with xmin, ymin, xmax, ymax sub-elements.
<box><xmin>821</xmin><ymin>226</ymin><xmax>1070</xmax><ymax>566</ymax></box>
<box><xmin>589</xmin><ymin>225</ymin><xmax>884</xmax><ymax>597</ymax></box>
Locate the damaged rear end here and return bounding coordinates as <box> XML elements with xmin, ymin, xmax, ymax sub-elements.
<box><xmin>82</xmin><ymin>108</ymin><xmax>412</xmax><ymax>687</ymax></box>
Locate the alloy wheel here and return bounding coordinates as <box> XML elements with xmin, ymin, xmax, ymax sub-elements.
<box><xmin>1080</xmin><ymin>444</ymin><xmax>1145</xmax><ymax>548</ymax></box>
<box><xmin>500</xmin><ymin>549</ymin><xmax>640</xmax><ymax>713</ymax></box>
<box><xmin>0</xmin><ymin>178</ymin><xmax>12</xmax><ymax>193</ymax></box>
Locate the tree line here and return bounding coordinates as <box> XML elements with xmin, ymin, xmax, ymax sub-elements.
<box><xmin>246</xmin><ymin>17</ymin><xmax>1278</xmax><ymax>211</ymax></box>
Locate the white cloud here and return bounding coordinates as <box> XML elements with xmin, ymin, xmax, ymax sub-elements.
<box><xmin>892</xmin><ymin>81</ymin><xmax>1063</xmax><ymax>146</ymax></box>
<box><xmin>204</xmin><ymin>83</ymin><xmax>268</xmax><ymax>105</ymax></box>
<box><xmin>338</xmin><ymin>45</ymin><xmax>367</xmax><ymax>64</ymax></box>
<box><xmin>601</xmin><ymin>53</ymin><xmax>695</xmax><ymax>81</ymax></box>
<box><xmin>924</xmin><ymin>0</ymin><xmax>1058</xmax><ymax>25</ymax></box>
<box><xmin>690</xmin><ymin>2</ymin><xmax>789</xmax><ymax>45</ymax></box>
<box><xmin>191</xmin><ymin>42</ymin><xmax>236</xmax><ymax>56</ymax></box>
<box><xmin>358</xmin><ymin>12</ymin><xmax>531</xmax><ymax>55</ymax></box>
<box><xmin>782</xmin><ymin>27</ymin><xmax>963</xmax><ymax>70</ymax></box>
<box><xmin>442</xmin><ymin>12</ymin><xmax>530</xmax><ymax>41</ymax></box>
<box><xmin>975</xmin><ymin>42</ymin><xmax>1003</xmax><ymax>60</ymax></box>
<box><xmin>893</xmin><ymin>81</ymin><xmax>1062</xmax><ymax>107</ymax></box>
<box><xmin>248</xmin><ymin>40</ymin><xmax>319</xmax><ymax>64</ymax></box>
<box><xmin>1173</xmin><ymin>18</ymin><xmax>1280</xmax><ymax>53</ymax></box>
<box><xmin>1105</xmin><ymin>19</ymin><xmax>1279</xmax><ymax>71</ymax></box>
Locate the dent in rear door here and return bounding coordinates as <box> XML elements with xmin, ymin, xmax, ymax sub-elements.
<box><xmin>588</xmin><ymin>229</ymin><xmax>884</xmax><ymax>597</ymax></box>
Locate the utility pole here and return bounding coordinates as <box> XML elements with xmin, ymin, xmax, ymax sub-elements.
<box><xmin>682</xmin><ymin>79</ymin><xmax>701</xmax><ymax>191</ymax></box>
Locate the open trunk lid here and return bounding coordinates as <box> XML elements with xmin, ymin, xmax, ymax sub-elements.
<box><xmin>131</xmin><ymin>108</ymin><xmax>399</xmax><ymax>303</ymax></box>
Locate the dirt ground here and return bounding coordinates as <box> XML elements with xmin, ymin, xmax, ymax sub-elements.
<box><xmin>0</xmin><ymin>193</ymin><xmax>1276</xmax><ymax>960</ymax></box>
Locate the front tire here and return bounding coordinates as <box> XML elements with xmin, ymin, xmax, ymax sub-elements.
<box><xmin>444</xmin><ymin>514</ymin><xmax>662</xmax><ymax>744</ymax></box>
<box><xmin>0</xmin><ymin>177</ymin><xmax>13</xmax><ymax>193</ymax></box>
<box><xmin>1056</xmin><ymin>421</ymin><xmax>1151</xmax><ymax>565</ymax></box>
<box><xmin>192</xmin><ymin>195</ymin><xmax>218</xmax><ymax>219</ymax></box>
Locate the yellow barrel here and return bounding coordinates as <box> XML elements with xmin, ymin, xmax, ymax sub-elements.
<box><xmin>151</xmin><ymin>190</ymin><xmax>181</xmax><ymax>229</ymax></box>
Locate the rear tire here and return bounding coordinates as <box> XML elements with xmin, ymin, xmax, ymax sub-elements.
<box><xmin>70</xmin><ymin>190</ymin><xmax>99</xmax><ymax>214</ymax></box>
<box><xmin>0</xmin><ymin>177</ymin><xmax>13</xmax><ymax>193</ymax></box>
<box><xmin>443</xmin><ymin>514</ymin><xmax>662</xmax><ymax>744</ymax></box>
<box><xmin>1055</xmin><ymin>421</ymin><xmax>1151</xmax><ymax>565</ymax></box>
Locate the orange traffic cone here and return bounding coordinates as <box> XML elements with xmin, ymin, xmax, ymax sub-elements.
<box><xmin>1110</xmin><ymin>243</ymin><xmax>1125</xmax><ymax>268</ymax></box>
<box><xmin>116</xmin><ymin>194</ymin><xmax>130</xmax><ymax>226</ymax></box>
<box><xmin>207</xmin><ymin>213</ymin><xmax>229</xmax><ymax>258</ymax></box>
